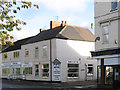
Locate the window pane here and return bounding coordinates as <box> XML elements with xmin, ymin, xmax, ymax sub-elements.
<box><xmin>42</xmin><ymin>64</ymin><xmax>49</xmax><ymax>78</ymax></box>
<box><xmin>68</xmin><ymin>64</ymin><xmax>79</xmax><ymax>78</ymax></box>
<box><xmin>112</xmin><ymin>1</ymin><xmax>117</xmax><ymax>10</ymax></box>
<box><xmin>43</xmin><ymin>45</ymin><xmax>47</xmax><ymax>58</ymax></box>
<box><xmin>35</xmin><ymin>47</ymin><xmax>39</xmax><ymax>58</ymax></box>
<box><xmin>35</xmin><ymin>65</ymin><xmax>39</xmax><ymax>76</ymax></box>
<box><xmin>105</xmin><ymin>66</ymin><xmax>113</xmax><ymax>84</ymax></box>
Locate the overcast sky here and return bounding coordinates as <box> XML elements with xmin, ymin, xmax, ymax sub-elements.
<box><xmin>9</xmin><ymin>0</ymin><xmax>94</xmax><ymax>41</ymax></box>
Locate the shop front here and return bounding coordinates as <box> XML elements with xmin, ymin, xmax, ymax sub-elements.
<box><xmin>91</xmin><ymin>48</ymin><xmax>120</xmax><ymax>88</ymax></box>
<box><xmin>2</xmin><ymin>62</ymin><xmax>11</xmax><ymax>78</ymax></box>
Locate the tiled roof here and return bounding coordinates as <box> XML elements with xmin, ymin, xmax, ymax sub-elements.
<box><xmin>3</xmin><ymin>25</ymin><xmax>94</xmax><ymax>52</ymax></box>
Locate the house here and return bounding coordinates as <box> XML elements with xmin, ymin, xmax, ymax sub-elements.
<box><xmin>91</xmin><ymin>1</ymin><xmax>120</xmax><ymax>88</ymax></box>
<box><xmin>2</xmin><ymin>21</ymin><xmax>97</xmax><ymax>82</ymax></box>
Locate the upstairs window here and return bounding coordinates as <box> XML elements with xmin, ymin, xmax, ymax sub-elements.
<box><xmin>3</xmin><ymin>53</ymin><xmax>7</xmax><ymax>59</ymax></box>
<box><xmin>111</xmin><ymin>0</ymin><xmax>118</xmax><ymax>10</ymax></box>
<box><xmin>102</xmin><ymin>25</ymin><xmax>109</xmax><ymax>44</ymax></box>
<box><xmin>13</xmin><ymin>52</ymin><xmax>19</xmax><ymax>58</ymax></box>
<box><xmin>35</xmin><ymin>47</ymin><xmax>39</xmax><ymax>58</ymax></box>
<box><xmin>42</xmin><ymin>45</ymin><xmax>47</xmax><ymax>58</ymax></box>
<box><xmin>25</xmin><ymin>49</ymin><xmax>29</xmax><ymax>57</ymax></box>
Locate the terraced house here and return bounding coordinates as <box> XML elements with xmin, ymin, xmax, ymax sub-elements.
<box><xmin>2</xmin><ymin>21</ymin><xmax>97</xmax><ymax>82</ymax></box>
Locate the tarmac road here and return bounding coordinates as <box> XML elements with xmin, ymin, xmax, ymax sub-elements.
<box><xmin>1</xmin><ymin>79</ymin><xmax>115</xmax><ymax>90</ymax></box>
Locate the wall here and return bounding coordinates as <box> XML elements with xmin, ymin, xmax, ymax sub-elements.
<box><xmin>95</xmin><ymin>2</ymin><xmax>120</xmax><ymax>51</ymax></box>
<box><xmin>56</xmin><ymin>39</ymin><xmax>97</xmax><ymax>82</ymax></box>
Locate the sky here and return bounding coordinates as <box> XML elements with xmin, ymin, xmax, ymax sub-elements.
<box><xmin>9</xmin><ymin>0</ymin><xmax>94</xmax><ymax>41</ymax></box>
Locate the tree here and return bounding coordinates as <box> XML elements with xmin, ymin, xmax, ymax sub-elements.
<box><xmin>0</xmin><ymin>0</ymin><xmax>39</xmax><ymax>45</ymax></box>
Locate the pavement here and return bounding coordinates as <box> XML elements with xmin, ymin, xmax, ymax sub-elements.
<box><xmin>1</xmin><ymin>79</ymin><xmax>115</xmax><ymax>90</ymax></box>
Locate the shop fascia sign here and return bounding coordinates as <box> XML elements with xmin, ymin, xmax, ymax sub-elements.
<box><xmin>22</xmin><ymin>62</ymin><xmax>32</xmax><ymax>67</ymax></box>
<box><xmin>2</xmin><ymin>62</ymin><xmax>11</xmax><ymax>67</ymax></box>
<box><xmin>11</xmin><ymin>62</ymin><xmax>21</xmax><ymax>65</ymax></box>
<box><xmin>67</xmin><ymin>61</ymin><xmax>80</xmax><ymax>64</ymax></box>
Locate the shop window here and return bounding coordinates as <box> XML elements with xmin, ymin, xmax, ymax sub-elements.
<box><xmin>23</xmin><ymin>67</ymin><xmax>32</xmax><ymax>75</ymax></box>
<box><xmin>35</xmin><ymin>64</ymin><xmax>39</xmax><ymax>76</ymax></box>
<box><xmin>68</xmin><ymin>64</ymin><xmax>79</xmax><ymax>78</ymax></box>
<box><xmin>16</xmin><ymin>68</ymin><xmax>20</xmax><ymax>75</ymax></box>
<box><xmin>13</xmin><ymin>52</ymin><xmax>19</xmax><ymax>58</ymax></box>
<box><xmin>42</xmin><ymin>45</ymin><xmax>47</xmax><ymax>58</ymax></box>
<box><xmin>35</xmin><ymin>47</ymin><xmax>39</xmax><ymax>58</ymax></box>
<box><xmin>87</xmin><ymin>64</ymin><xmax>93</xmax><ymax>75</ymax></box>
<box><xmin>111</xmin><ymin>0</ymin><xmax>118</xmax><ymax>10</ymax></box>
<box><xmin>3</xmin><ymin>53</ymin><xmax>7</xmax><ymax>59</ymax></box>
<box><xmin>42</xmin><ymin>64</ymin><xmax>49</xmax><ymax>78</ymax></box>
<box><xmin>2</xmin><ymin>68</ymin><xmax>10</xmax><ymax>75</ymax></box>
<box><xmin>97</xmin><ymin>66</ymin><xmax>101</xmax><ymax>84</ymax></box>
<box><xmin>114</xmin><ymin>68</ymin><xmax>120</xmax><ymax>81</ymax></box>
<box><xmin>25</xmin><ymin>49</ymin><xmax>29</xmax><ymax>57</ymax></box>
<box><xmin>102</xmin><ymin>25</ymin><xmax>109</xmax><ymax>44</ymax></box>
<box><xmin>105</xmin><ymin>66</ymin><xmax>113</xmax><ymax>84</ymax></box>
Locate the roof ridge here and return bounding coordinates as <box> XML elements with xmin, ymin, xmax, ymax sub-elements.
<box><xmin>67</xmin><ymin>25</ymin><xmax>89</xmax><ymax>29</ymax></box>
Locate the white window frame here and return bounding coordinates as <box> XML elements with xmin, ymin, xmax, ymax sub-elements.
<box><xmin>111</xmin><ymin>0</ymin><xmax>118</xmax><ymax>11</ymax></box>
<box><xmin>42</xmin><ymin>64</ymin><xmax>49</xmax><ymax>78</ymax></box>
<box><xmin>87</xmin><ymin>64</ymin><xmax>93</xmax><ymax>75</ymax></box>
<box><xmin>25</xmin><ymin>49</ymin><xmax>29</xmax><ymax>57</ymax></box>
<box><xmin>42</xmin><ymin>45</ymin><xmax>47</xmax><ymax>58</ymax></box>
<box><xmin>35</xmin><ymin>64</ymin><xmax>39</xmax><ymax>76</ymax></box>
<box><xmin>67</xmin><ymin>64</ymin><xmax>79</xmax><ymax>78</ymax></box>
<box><xmin>35</xmin><ymin>47</ymin><xmax>39</xmax><ymax>59</ymax></box>
<box><xmin>13</xmin><ymin>52</ymin><xmax>19</xmax><ymax>58</ymax></box>
<box><xmin>102</xmin><ymin>25</ymin><xmax>109</xmax><ymax>44</ymax></box>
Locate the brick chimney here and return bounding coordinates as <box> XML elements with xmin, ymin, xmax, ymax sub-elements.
<box><xmin>50</xmin><ymin>21</ymin><xmax>60</xmax><ymax>29</ymax></box>
<box><xmin>40</xmin><ymin>29</ymin><xmax>46</xmax><ymax>33</ymax></box>
<box><xmin>61</xmin><ymin>21</ymin><xmax>68</xmax><ymax>26</ymax></box>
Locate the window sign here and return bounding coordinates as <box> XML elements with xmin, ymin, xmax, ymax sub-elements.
<box><xmin>53</xmin><ymin>64</ymin><xmax>61</xmax><ymax>81</ymax></box>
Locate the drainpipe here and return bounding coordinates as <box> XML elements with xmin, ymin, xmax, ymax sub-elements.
<box><xmin>50</xmin><ymin>39</ymin><xmax>52</xmax><ymax>81</ymax></box>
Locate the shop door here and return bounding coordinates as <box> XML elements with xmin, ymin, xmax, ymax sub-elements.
<box><xmin>114</xmin><ymin>67</ymin><xmax>120</xmax><ymax>81</ymax></box>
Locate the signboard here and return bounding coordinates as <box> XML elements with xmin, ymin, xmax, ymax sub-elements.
<box><xmin>53</xmin><ymin>64</ymin><xmax>60</xmax><ymax>81</ymax></box>
<box><xmin>22</xmin><ymin>62</ymin><xmax>32</xmax><ymax>67</ymax></box>
<box><xmin>67</xmin><ymin>61</ymin><xmax>80</xmax><ymax>64</ymax></box>
<box><xmin>2</xmin><ymin>62</ymin><xmax>11</xmax><ymax>68</ymax></box>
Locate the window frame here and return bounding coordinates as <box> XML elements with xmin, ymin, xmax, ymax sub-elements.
<box><xmin>102</xmin><ymin>24</ymin><xmax>109</xmax><ymax>44</ymax></box>
<box><xmin>87</xmin><ymin>64</ymin><xmax>94</xmax><ymax>75</ymax></box>
<box><xmin>25</xmin><ymin>49</ymin><xmax>29</xmax><ymax>57</ymax></box>
<box><xmin>67</xmin><ymin>64</ymin><xmax>79</xmax><ymax>78</ymax></box>
<box><xmin>42</xmin><ymin>64</ymin><xmax>49</xmax><ymax>78</ymax></box>
<box><xmin>35</xmin><ymin>47</ymin><xmax>39</xmax><ymax>59</ymax></box>
<box><xmin>42</xmin><ymin>45</ymin><xmax>48</xmax><ymax>58</ymax></box>
<box><xmin>111</xmin><ymin>0</ymin><xmax>118</xmax><ymax>11</ymax></box>
<box><xmin>13</xmin><ymin>51</ymin><xmax>19</xmax><ymax>58</ymax></box>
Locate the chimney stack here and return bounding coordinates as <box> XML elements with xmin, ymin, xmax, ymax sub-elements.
<box><xmin>61</xmin><ymin>21</ymin><xmax>68</xmax><ymax>26</ymax></box>
<box><xmin>40</xmin><ymin>29</ymin><xmax>46</xmax><ymax>33</ymax></box>
<box><xmin>50</xmin><ymin>21</ymin><xmax>60</xmax><ymax>29</ymax></box>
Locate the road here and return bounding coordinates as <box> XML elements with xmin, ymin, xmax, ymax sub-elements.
<box><xmin>1</xmin><ymin>79</ymin><xmax>114</xmax><ymax>90</ymax></box>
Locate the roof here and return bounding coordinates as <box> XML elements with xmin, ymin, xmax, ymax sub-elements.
<box><xmin>2</xmin><ymin>36</ymin><xmax>34</xmax><ymax>52</ymax></box>
<box><xmin>3</xmin><ymin>25</ymin><xmax>94</xmax><ymax>52</ymax></box>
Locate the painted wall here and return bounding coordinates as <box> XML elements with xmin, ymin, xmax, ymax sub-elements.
<box><xmin>56</xmin><ymin>39</ymin><xmax>97</xmax><ymax>82</ymax></box>
<box><xmin>95</xmin><ymin>2</ymin><xmax>120</xmax><ymax>51</ymax></box>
